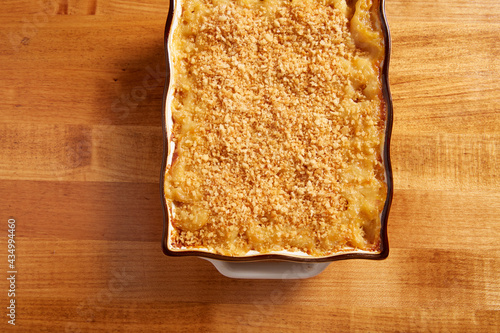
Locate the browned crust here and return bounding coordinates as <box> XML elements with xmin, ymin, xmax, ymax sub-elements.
<box><xmin>164</xmin><ymin>0</ymin><xmax>388</xmax><ymax>257</ymax></box>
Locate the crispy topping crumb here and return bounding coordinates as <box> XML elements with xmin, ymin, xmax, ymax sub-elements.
<box><xmin>165</xmin><ymin>0</ymin><xmax>387</xmax><ymax>257</ymax></box>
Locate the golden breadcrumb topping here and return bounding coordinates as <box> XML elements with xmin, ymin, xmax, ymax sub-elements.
<box><xmin>165</xmin><ymin>0</ymin><xmax>387</xmax><ymax>257</ymax></box>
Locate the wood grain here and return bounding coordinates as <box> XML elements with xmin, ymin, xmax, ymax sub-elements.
<box><xmin>0</xmin><ymin>0</ymin><xmax>499</xmax><ymax>332</ymax></box>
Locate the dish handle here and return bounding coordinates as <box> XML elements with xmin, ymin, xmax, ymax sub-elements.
<box><xmin>202</xmin><ymin>258</ymin><xmax>330</xmax><ymax>279</ymax></box>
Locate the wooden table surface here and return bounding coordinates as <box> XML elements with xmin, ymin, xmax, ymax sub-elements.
<box><xmin>1</xmin><ymin>0</ymin><xmax>499</xmax><ymax>332</ymax></box>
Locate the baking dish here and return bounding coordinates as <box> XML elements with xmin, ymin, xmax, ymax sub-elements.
<box><xmin>161</xmin><ymin>0</ymin><xmax>393</xmax><ymax>277</ymax></box>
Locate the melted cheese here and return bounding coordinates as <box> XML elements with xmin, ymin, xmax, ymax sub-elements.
<box><xmin>165</xmin><ymin>0</ymin><xmax>387</xmax><ymax>257</ymax></box>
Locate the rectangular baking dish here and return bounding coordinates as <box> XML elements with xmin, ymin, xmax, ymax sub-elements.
<box><xmin>161</xmin><ymin>0</ymin><xmax>393</xmax><ymax>263</ymax></box>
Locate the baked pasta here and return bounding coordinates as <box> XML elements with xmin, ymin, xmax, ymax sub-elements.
<box><xmin>164</xmin><ymin>0</ymin><xmax>387</xmax><ymax>257</ymax></box>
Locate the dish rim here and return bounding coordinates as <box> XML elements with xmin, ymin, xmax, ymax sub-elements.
<box><xmin>160</xmin><ymin>0</ymin><xmax>393</xmax><ymax>263</ymax></box>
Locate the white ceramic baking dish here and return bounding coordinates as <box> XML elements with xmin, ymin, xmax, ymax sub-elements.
<box><xmin>161</xmin><ymin>0</ymin><xmax>393</xmax><ymax>278</ymax></box>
